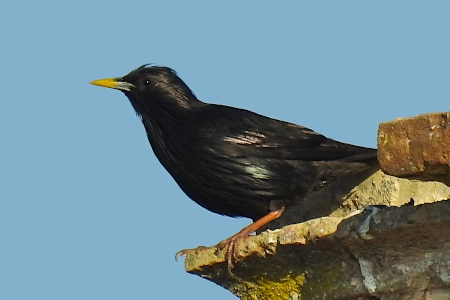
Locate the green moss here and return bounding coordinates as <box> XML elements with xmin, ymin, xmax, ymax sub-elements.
<box><xmin>230</xmin><ymin>257</ymin><xmax>358</xmax><ymax>300</ymax></box>
<box><xmin>236</xmin><ymin>273</ymin><xmax>306</xmax><ymax>300</ymax></box>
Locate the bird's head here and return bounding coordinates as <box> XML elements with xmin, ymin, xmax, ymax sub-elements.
<box><xmin>90</xmin><ymin>65</ymin><xmax>199</xmax><ymax>114</ymax></box>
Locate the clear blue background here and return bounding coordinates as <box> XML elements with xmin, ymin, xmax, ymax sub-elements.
<box><xmin>1</xmin><ymin>1</ymin><xmax>449</xmax><ymax>299</ymax></box>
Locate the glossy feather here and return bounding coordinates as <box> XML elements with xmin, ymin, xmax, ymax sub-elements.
<box><xmin>94</xmin><ymin>65</ymin><xmax>378</xmax><ymax>221</ymax></box>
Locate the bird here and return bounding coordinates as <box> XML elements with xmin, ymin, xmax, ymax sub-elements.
<box><xmin>90</xmin><ymin>64</ymin><xmax>378</xmax><ymax>272</ymax></box>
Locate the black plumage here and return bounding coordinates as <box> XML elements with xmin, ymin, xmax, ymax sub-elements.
<box><xmin>90</xmin><ymin>65</ymin><xmax>378</xmax><ymax>270</ymax></box>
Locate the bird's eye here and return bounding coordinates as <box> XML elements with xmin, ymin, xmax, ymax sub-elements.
<box><xmin>141</xmin><ymin>77</ymin><xmax>152</xmax><ymax>87</ymax></box>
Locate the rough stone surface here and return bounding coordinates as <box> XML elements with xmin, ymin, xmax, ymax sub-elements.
<box><xmin>180</xmin><ymin>111</ymin><xmax>450</xmax><ymax>299</ymax></box>
<box><xmin>261</xmin><ymin>168</ymin><xmax>450</xmax><ymax>232</ymax></box>
<box><xmin>185</xmin><ymin>199</ymin><xmax>450</xmax><ymax>300</ymax></box>
<box><xmin>378</xmin><ymin>111</ymin><xmax>450</xmax><ymax>184</ymax></box>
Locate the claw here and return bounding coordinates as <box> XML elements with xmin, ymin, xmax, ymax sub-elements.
<box><xmin>175</xmin><ymin>246</ymin><xmax>208</xmax><ymax>261</ymax></box>
<box><xmin>176</xmin><ymin>203</ymin><xmax>285</xmax><ymax>275</ymax></box>
<box><xmin>175</xmin><ymin>249</ymin><xmax>188</xmax><ymax>261</ymax></box>
<box><xmin>226</xmin><ymin>235</ymin><xmax>240</xmax><ymax>275</ymax></box>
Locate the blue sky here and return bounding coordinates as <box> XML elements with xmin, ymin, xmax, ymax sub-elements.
<box><xmin>1</xmin><ymin>1</ymin><xmax>449</xmax><ymax>299</ymax></box>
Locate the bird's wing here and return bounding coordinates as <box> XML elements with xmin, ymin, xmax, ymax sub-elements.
<box><xmin>194</xmin><ymin>105</ymin><xmax>376</xmax><ymax>161</ymax></box>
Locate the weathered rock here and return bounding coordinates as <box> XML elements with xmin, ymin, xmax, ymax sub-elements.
<box><xmin>261</xmin><ymin>168</ymin><xmax>450</xmax><ymax>232</ymax></box>
<box><xmin>185</xmin><ymin>198</ymin><xmax>450</xmax><ymax>299</ymax></box>
<box><xmin>378</xmin><ymin>111</ymin><xmax>450</xmax><ymax>184</ymax></box>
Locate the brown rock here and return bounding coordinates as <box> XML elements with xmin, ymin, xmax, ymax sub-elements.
<box><xmin>378</xmin><ymin>112</ymin><xmax>450</xmax><ymax>184</ymax></box>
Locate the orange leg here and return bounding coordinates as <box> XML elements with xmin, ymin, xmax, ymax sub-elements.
<box><xmin>176</xmin><ymin>201</ymin><xmax>285</xmax><ymax>275</ymax></box>
<box><xmin>222</xmin><ymin>205</ymin><xmax>285</xmax><ymax>273</ymax></box>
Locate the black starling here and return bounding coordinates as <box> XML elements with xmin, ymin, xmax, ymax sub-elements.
<box><xmin>90</xmin><ymin>65</ymin><xmax>378</xmax><ymax>270</ymax></box>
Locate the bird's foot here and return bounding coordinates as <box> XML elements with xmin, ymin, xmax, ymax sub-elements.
<box><xmin>175</xmin><ymin>237</ymin><xmax>246</xmax><ymax>274</ymax></box>
<box><xmin>174</xmin><ymin>237</ymin><xmax>248</xmax><ymax>275</ymax></box>
<box><xmin>219</xmin><ymin>204</ymin><xmax>286</xmax><ymax>275</ymax></box>
<box><xmin>216</xmin><ymin>230</ymin><xmax>252</xmax><ymax>275</ymax></box>
<box><xmin>177</xmin><ymin>203</ymin><xmax>285</xmax><ymax>275</ymax></box>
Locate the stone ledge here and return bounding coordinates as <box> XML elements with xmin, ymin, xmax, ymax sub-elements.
<box><xmin>185</xmin><ymin>199</ymin><xmax>450</xmax><ymax>300</ymax></box>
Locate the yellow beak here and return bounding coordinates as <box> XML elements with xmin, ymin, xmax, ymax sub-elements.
<box><xmin>90</xmin><ymin>78</ymin><xmax>135</xmax><ymax>91</ymax></box>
